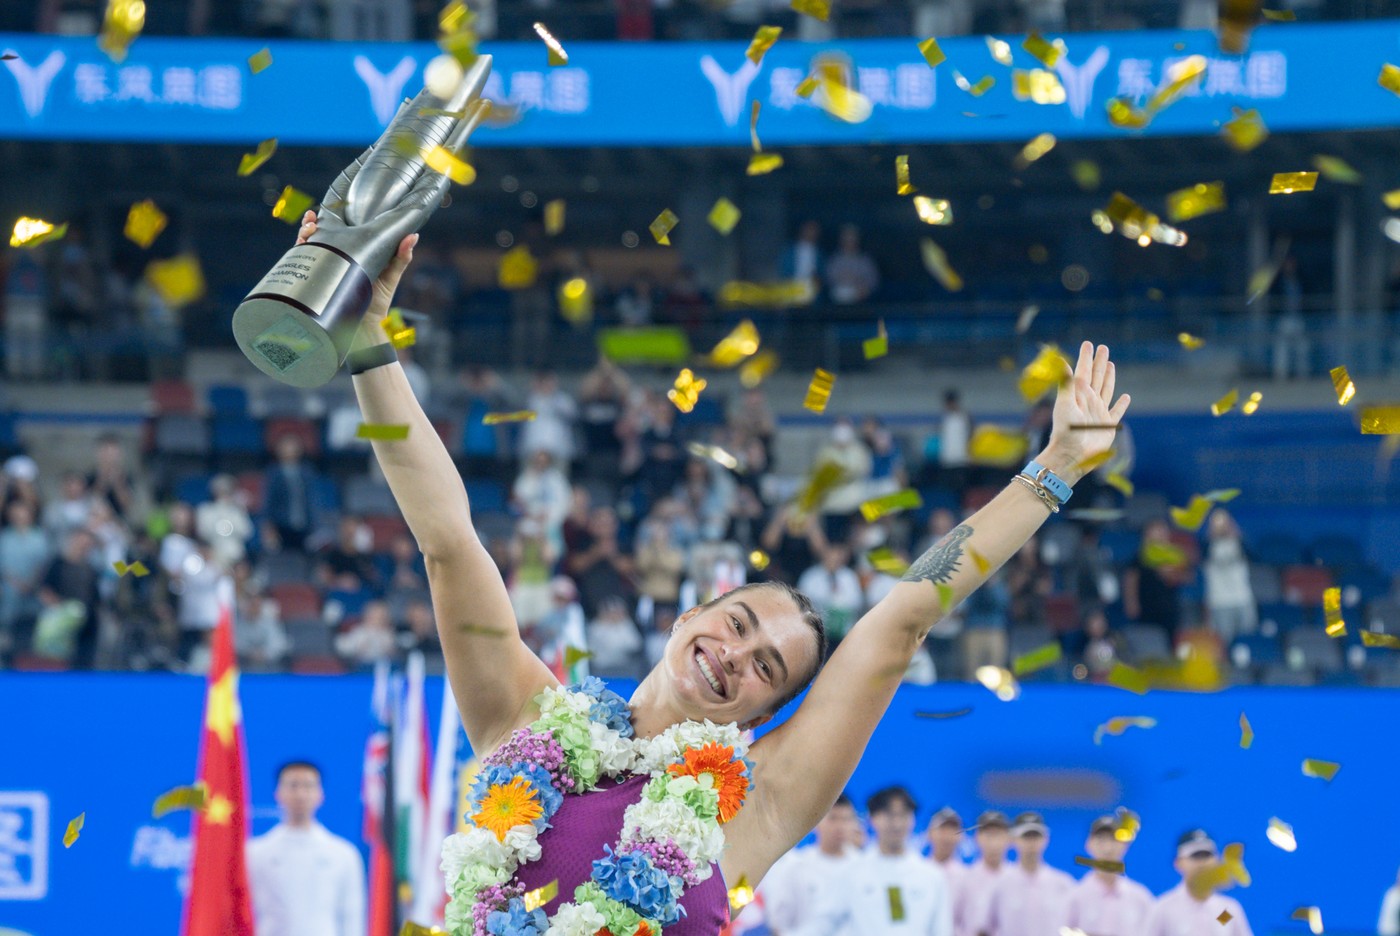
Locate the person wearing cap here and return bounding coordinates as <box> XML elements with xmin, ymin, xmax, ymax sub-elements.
<box><xmin>1142</xmin><ymin>830</ymin><xmax>1252</xmax><ymax>936</ymax></box>
<box><xmin>763</xmin><ymin>793</ymin><xmax>862</xmax><ymax>936</ymax></box>
<box><xmin>980</xmin><ymin>812</ymin><xmax>1074</xmax><ymax>936</ymax></box>
<box><xmin>927</xmin><ymin>808</ymin><xmax>968</xmax><ymax>908</ymax></box>
<box><xmin>1378</xmin><ymin>865</ymin><xmax>1400</xmax><ymax>936</ymax></box>
<box><xmin>959</xmin><ymin>811</ymin><xmax>1012</xmax><ymax>936</ymax></box>
<box><xmin>1063</xmin><ymin>815</ymin><xmax>1155</xmax><ymax>936</ymax></box>
<box><xmin>804</xmin><ymin>786</ymin><xmax>953</xmax><ymax>936</ymax></box>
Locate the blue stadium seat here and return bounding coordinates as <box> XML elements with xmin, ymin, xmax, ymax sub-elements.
<box><xmin>0</xmin><ymin>411</ymin><xmax>17</xmax><ymax>452</ymax></box>
<box><xmin>1252</xmin><ymin>533</ymin><xmax>1304</xmax><ymax>567</ymax></box>
<box><xmin>1230</xmin><ymin>634</ymin><xmax>1281</xmax><ymax>668</ymax></box>
<box><xmin>1260</xmin><ymin>663</ymin><xmax>1312</xmax><ymax>686</ymax></box>
<box><xmin>1121</xmin><ymin>624</ymin><xmax>1172</xmax><ymax>661</ymax></box>
<box><xmin>1257</xmin><ymin>603</ymin><xmax>1307</xmax><ymax>635</ymax></box>
<box><xmin>206</xmin><ymin>384</ymin><xmax>249</xmax><ymax>418</ymax></box>
<box><xmin>154</xmin><ymin>415</ymin><xmax>210</xmax><ymax>457</ymax></box>
<box><xmin>1100</xmin><ymin>529</ymin><xmax>1141</xmax><ymax>566</ymax></box>
<box><xmin>1306</xmin><ymin>535</ymin><xmax>1366</xmax><ymax>571</ymax></box>
<box><xmin>1338</xmin><ymin>567</ymin><xmax>1390</xmax><ymax>607</ymax></box>
<box><xmin>465</xmin><ymin>479</ymin><xmax>508</xmax><ymax>515</ymax></box>
<box><xmin>1285</xmin><ymin>629</ymin><xmax>1345</xmax><ymax>674</ymax></box>
<box><xmin>174</xmin><ymin>474</ymin><xmax>212</xmax><ymax>506</ymax></box>
<box><xmin>1248</xmin><ymin>564</ymin><xmax>1282</xmax><ymax>605</ymax></box>
<box><xmin>211</xmin><ymin>416</ymin><xmax>265</xmax><ymax>456</ymax></box>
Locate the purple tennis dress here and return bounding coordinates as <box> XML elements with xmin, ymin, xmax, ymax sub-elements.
<box><xmin>511</xmin><ymin>773</ymin><xmax>731</xmax><ymax>935</ymax></box>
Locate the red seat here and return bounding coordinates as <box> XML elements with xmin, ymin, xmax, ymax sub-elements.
<box><xmin>150</xmin><ymin>379</ymin><xmax>197</xmax><ymax>415</ymax></box>
<box><xmin>11</xmin><ymin>653</ymin><xmax>70</xmax><ymax>671</ymax></box>
<box><xmin>363</xmin><ymin>514</ymin><xmax>409</xmax><ymax>552</ymax></box>
<box><xmin>1044</xmin><ymin>594</ymin><xmax>1081</xmax><ymax>633</ymax></box>
<box><xmin>290</xmin><ymin>654</ymin><xmax>347</xmax><ymax>675</ymax></box>
<box><xmin>236</xmin><ymin>471</ymin><xmax>266</xmax><ymax>514</ymax></box>
<box><xmin>1282</xmin><ymin>565</ymin><xmax>1335</xmax><ymax>607</ymax></box>
<box><xmin>265</xmin><ymin>417</ymin><xmax>321</xmax><ymax>458</ymax></box>
<box><xmin>268</xmin><ymin>582</ymin><xmax>323</xmax><ymax>619</ymax></box>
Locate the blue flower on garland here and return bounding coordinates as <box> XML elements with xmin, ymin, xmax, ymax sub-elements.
<box><xmin>485</xmin><ymin>896</ymin><xmax>549</xmax><ymax>936</ymax></box>
<box><xmin>576</xmin><ymin>676</ymin><xmax>635</xmax><ymax>738</ymax></box>
<box><xmin>468</xmin><ymin>763</ymin><xmax>563</xmax><ymax>826</ymax></box>
<box><xmin>591</xmin><ymin>846</ymin><xmax>685</xmax><ymax>926</ymax></box>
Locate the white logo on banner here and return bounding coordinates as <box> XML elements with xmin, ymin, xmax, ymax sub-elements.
<box><xmin>2</xmin><ymin>50</ymin><xmax>66</xmax><ymax>119</ymax></box>
<box><xmin>700</xmin><ymin>55</ymin><xmax>759</xmax><ymax>127</ymax></box>
<box><xmin>353</xmin><ymin>55</ymin><xmax>417</xmax><ymax>125</ymax></box>
<box><xmin>0</xmin><ymin>791</ymin><xmax>49</xmax><ymax>900</ymax></box>
<box><xmin>1055</xmin><ymin>45</ymin><xmax>1110</xmax><ymax>120</ymax></box>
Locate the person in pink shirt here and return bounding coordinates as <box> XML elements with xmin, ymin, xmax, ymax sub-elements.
<box><xmin>959</xmin><ymin>811</ymin><xmax>1012</xmax><ymax>936</ymax></box>
<box><xmin>1064</xmin><ymin>814</ymin><xmax>1155</xmax><ymax>936</ymax></box>
<box><xmin>928</xmin><ymin>807</ymin><xmax>968</xmax><ymax>908</ymax></box>
<box><xmin>981</xmin><ymin>812</ymin><xmax>1075</xmax><ymax>936</ymax></box>
<box><xmin>1143</xmin><ymin>830</ymin><xmax>1253</xmax><ymax>936</ymax></box>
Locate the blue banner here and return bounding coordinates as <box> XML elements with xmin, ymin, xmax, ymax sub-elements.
<box><xmin>2</xmin><ymin>22</ymin><xmax>1399</xmax><ymax>148</ymax></box>
<box><xmin>1</xmin><ymin>672</ymin><xmax>1396</xmax><ymax>934</ymax></box>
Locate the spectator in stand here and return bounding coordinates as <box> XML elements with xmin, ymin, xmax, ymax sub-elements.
<box><xmin>173</xmin><ymin>540</ymin><xmax>223</xmax><ymax>665</ymax></box>
<box><xmin>519</xmin><ymin>370</ymin><xmax>578</xmax><ymax>465</ymax></box>
<box><xmin>454</xmin><ymin>366</ymin><xmax>520</xmax><ymax>478</ymax></box>
<box><xmin>334</xmin><ymin>600</ymin><xmax>398</xmax><ymax>668</ymax></box>
<box><xmin>660</xmin><ymin>265</ymin><xmax>708</xmax><ymax>336</ymax></box>
<box><xmin>43</xmin><ymin>472</ymin><xmax>92</xmax><ymax>544</ymax></box>
<box><xmin>825</xmin><ymin>223</ymin><xmax>880</xmax><ymax>306</ymax></box>
<box><xmin>961</xmin><ymin>811</ymin><xmax>1013</xmax><ymax>936</ymax></box>
<box><xmin>863</xmin><ymin>417</ymin><xmax>908</xmax><ymax>486</ymax></box>
<box><xmin>1005</xmin><ymin>537</ymin><xmax>1052</xmax><ymax>628</ymax></box>
<box><xmin>797</xmin><ymin>543</ymin><xmax>864</xmax><ymax>649</ymax></box>
<box><xmin>536</xmin><ymin>576</ymin><xmax>588</xmax><ymax>678</ymax></box>
<box><xmin>509</xmin><ymin>518</ymin><xmax>557</xmax><ymax>635</ymax></box>
<box><xmin>567</xmin><ymin>506</ymin><xmax>635</xmax><ymax>619</ymax></box>
<box><xmin>316</xmin><ymin>517</ymin><xmax>379</xmax><ymax>591</ymax></box>
<box><xmin>34</xmin><ymin>529</ymin><xmax>100</xmax><ymax>666</ymax></box>
<box><xmin>1379</xmin><ymin>866</ymin><xmax>1400</xmax><ymax>936</ymax></box>
<box><xmin>113</xmin><ymin>529</ymin><xmax>176</xmax><ymax>668</ymax></box>
<box><xmin>783</xmin><ymin>220</ymin><xmax>824</xmax><ymax>295</ymax></box>
<box><xmin>1123</xmin><ymin>520</ymin><xmax>1188</xmax><ymax>644</ymax></box>
<box><xmin>1066</xmin><ymin>526</ymin><xmax>1119</xmax><ymax>610</ymax></box>
<box><xmin>1142</xmin><ymin>830</ymin><xmax>1252</xmax><ymax>936</ymax></box>
<box><xmin>86</xmin><ymin>433</ymin><xmax>139</xmax><ymax>522</ymax></box>
<box><xmin>635</xmin><ymin>514</ymin><xmax>686</xmax><ymax>632</ymax></box>
<box><xmin>762</xmin><ymin>793</ymin><xmax>861</xmax><ymax>935</ymax></box>
<box><xmin>1</xmin><ymin>501</ymin><xmax>51</xmax><ymax>652</ymax></box>
<box><xmin>928</xmin><ymin>807</ymin><xmax>967</xmax><ymax>906</ymax></box>
<box><xmin>399</xmin><ymin>598</ymin><xmax>442</xmax><ymax>660</ymax></box>
<box><xmin>635</xmin><ymin>397</ymin><xmax>686</xmax><ymax>510</ymax></box>
<box><xmin>960</xmin><ymin>568</ymin><xmax>1011</xmax><ymax>677</ymax></box>
<box><xmin>934</xmin><ymin>390</ymin><xmax>972</xmax><ymax>494</ymax></box>
<box><xmin>1203</xmin><ymin>510</ymin><xmax>1256</xmax><ymax>644</ymax></box>
<box><xmin>1272</xmin><ymin>256</ymin><xmax>1309</xmax><ymax>381</ymax></box>
<box><xmin>676</xmin><ymin>459</ymin><xmax>735</xmax><ymax>544</ymax></box>
<box><xmin>1064</xmin><ymin>815</ymin><xmax>1154</xmax><ymax>936</ymax></box>
<box><xmin>586</xmin><ymin>595</ymin><xmax>644</xmax><ymax>679</ymax></box>
<box><xmin>614</xmin><ymin>275</ymin><xmax>655</xmax><ymax>327</ymax></box>
<box><xmin>1022</xmin><ymin>401</ymin><xmax>1053</xmax><ymax>462</ymax></box>
<box><xmin>728</xmin><ymin>387</ymin><xmax>777</xmax><ymax>457</ymax></box>
<box><xmin>234</xmin><ymin>561</ymin><xmax>289</xmax><ymax>670</ymax></box>
<box><xmin>577</xmin><ymin>356</ymin><xmax>631</xmax><ymax>483</ymax></box>
<box><xmin>513</xmin><ymin>450</ymin><xmax>573</xmax><ymax>556</ymax></box>
<box><xmin>814</xmin><ymin>418</ymin><xmax>873</xmax><ymax>540</ymax></box>
<box><xmin>1077</xmin><ymin>606</ymin><xmax>1125</xmax><ymax>680</ymax></box>
<box><xmin>385</xmin><ymin>532</ymin><xmax>427</xmax><ymax>593</ymax></box>
<box><xmin>724</xmin><ymin>485</ymin><xmax>769</xmax><ymax>555</ymax></box>
<box><xmin>1</xmin><ymin>456</ymin><xmax>43</xmax><ymax>522</ymax></box>
<box><xmin>160</xmin><ymin>502</ymin><xmax>199</xmax><ymax>577</ymax></box>
<box><xmin>262</xmin><ymin>434</ymin><xmax>324</xmax><ymax>553</ymax></box>
<box><xmin>981</xmin><ymin>812</ymin><xmax>1074</xmax><ymax>936</ymax></box>
<box><xmin>84</xmin><ymin>496</ymin><xmax>130</xmax><ymax>577</ymax></box>
<box><xmin>759</xmin><ymin>504</ymin><xmax>828</xmax><ymax>586</ymax></box>
<box><xmin>196</xmin><ymin>474</ymin><xmax>254</xmax><ymax>570</ymax></box>
<box><xmin>561</xmin><ymin>485</ymin><xmax>593</xmax><ymax>556</ymax></box>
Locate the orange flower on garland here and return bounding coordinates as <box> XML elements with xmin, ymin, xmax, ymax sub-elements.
<box><xmin>667</xmin><ymin>742</ymin><xmax>749</xmax><ymax>823</ymax></box>
<box><xmin>472</xmin><ymin>777</ymin><xmax>543</xmax><ymax>841</ymax></box>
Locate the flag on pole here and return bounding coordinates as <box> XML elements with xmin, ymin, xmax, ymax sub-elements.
<box><xmin>181</xmin><ymin>580</ymin><xmax>254</xmax><ymax>936</ymax></box>
<box><xmin>394</xmin><ymin>653</ymin><xmax>431</xmax><ymax>915</ymax></box>
<box><xmin>362</xmin><ymin>662</ymin><xmax>397</xmax><ymax>936</ymax></box>
<box><xmin>410</xmin><ymin>676</ymin><xmax>463</xmax><ymax>926</ymax></box>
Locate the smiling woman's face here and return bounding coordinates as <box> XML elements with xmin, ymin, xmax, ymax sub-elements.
<box><xmin>660</xmin><ymin>585</ymin><xmax>821</xmax><ymax>730</ymax></box>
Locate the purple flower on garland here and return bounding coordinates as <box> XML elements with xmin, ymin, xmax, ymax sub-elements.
<box><xmin>621</xmin><ymin>839</ymin><xmax>699</xmax><ymax>889</ymax></box>
<box><xmin>592</xmin><ymin>845</ymin><xmax>685</xmax><ymax>926</ymax></box>
<box><xmin>484</xmin><ymin>728</ymin><xmax>576</xmax><ymax>794</ymax></box>
<box><xmin>485</xmin><ymin>896</ymin><xmax>549</xmax><ymax>936</ymax></box>
<box><xmin>472</xmin><ymin>882</ymin><xmax>523</xmax><ymax>936</ymax></box>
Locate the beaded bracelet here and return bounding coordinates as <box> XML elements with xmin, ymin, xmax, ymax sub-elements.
<box><xmin>1012</xmin><ymin>473</ymin><xmax>1060</xmax><ymax>514</ymax></box>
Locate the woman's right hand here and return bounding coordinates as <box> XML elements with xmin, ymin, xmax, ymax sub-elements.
<box><xmin>295</xmin><ymin>209</ymin><xmax>418</xmax><ymax>350</ymax></box>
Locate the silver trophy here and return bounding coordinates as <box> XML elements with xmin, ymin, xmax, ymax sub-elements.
<box><xmin>233</xmin><ymin>55</ymin><xmax>493</xmax><ymax>388</ymax></box>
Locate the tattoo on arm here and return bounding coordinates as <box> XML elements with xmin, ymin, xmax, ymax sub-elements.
<box><xmin>901</xmin><ymin>524</ymin><xmax>973</xmax><ymax>585</ymax></box>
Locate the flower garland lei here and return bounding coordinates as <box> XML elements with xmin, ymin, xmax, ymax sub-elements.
<box><xmin>440</xmin><ymin>677</ymin><xmax>752</xmax><ymax>936</ymax></box>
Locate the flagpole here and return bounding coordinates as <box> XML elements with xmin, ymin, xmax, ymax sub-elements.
<box><xmin>411</xmin><ymin>674</ymin><xmax>461</xmax><ymax>925</ymax></box>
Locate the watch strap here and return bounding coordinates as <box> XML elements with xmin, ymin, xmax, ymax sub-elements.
<box><xmin>1021</xmin><ymin>460</ymin><xmax>1073</xmax><ymax>505</ymax></box>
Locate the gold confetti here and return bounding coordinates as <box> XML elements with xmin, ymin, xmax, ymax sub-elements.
<box><xmin>1179</xmin><ymin>332</ymin><xmax>1205</xmax><ymax>350</ymax></box>
<box><xmin>1329</xmin><ymin>365</ymin><xmax>1356</xmax><ymax>405</ymax></box>
<box><xmin>1291</xmin><ymin>908</ymin><xmax>1323</xmax><ymax>936</ymax></box>
<box><xmin>707</xmin><ymin>198</ymin><xmax>741</xmax><ymax>236</ymax></box>
<box><xmin>969</xmin><ymin>425</ymin><xmax>1028</xmax><ymax>465</ymax></box>
<box><xmin>747</xmin><ymin>152</ymin><xmax>784</xmax><ymax>176</ymax></box>
<box><xmin>920</xmin><ymin>238</ymin><xmax>963</xmax><ymax>291</ymax></box>
<box><xmin>749</xmin><ymin>550</ymin><xmax>770</xmax><ymax>571</ymax></box>
<box><xmin>112</xmin><ymin>560</ymin><xmax>150</xmax><ymax>578</ymax></box>
<box><xmin>1170</xmin><ymin>495</ymin><xmax>1214</xmax><ymax>532</ymax></box>
<box><xmin>1211</xmin><ymin>389</ymin><xmax>1239</xmax><ymax>416</ymax></box>
<box><xmin>1218</xmin><ymin>911</ymin><xmax>1234</xmax><ymax>925</ymax></box>
<box><xmin>1014</xmin><ymin>132</ymin><xmax>1056</xmax><ymax>170</ymax></box>
<box><xmin>721</xmin><ymin>282</ymin><xmax>814</xmax><ymax>311</ymax></box>
<box><xmin>859</xmin><ymin>490</ymin><xmax>922</xmax><ymax>522</ymax></box>
<box><xmin>63</xmin><ymin>813</ymin><xmax>84</xmax><ymax>848</ymax></box>
<box><xmin>1012</xmin><ymin>69</ymin><xmax>1066</xmax><ymax>105</ymax></box>
<box><xmin>541</xmin><ymin>199</ymin><xmax>565</xmax><ymax>237</ymax></box>
<box><xmin>749</xmin><ymin>100</ymin><xmax>763</xmax><ymax>152</ymax></box>
<box><xmin>1105</xmin><ymin>471</ymin><xmax>1134</xmax><ymax>497</ymax></box>
<box><xmin>1022</xmin><ymin>32</ymin><xmax>1067</xmax><ymax>68</ymax></box>
<box><xmin>746</xmin><ymin>26</ymin><xmax>782</xmax><ymax>65</ymax></box>
<box><xmin>437</xmin><ymin>0</ymin><xmax>478</xmax><ymax>66</ymax></box>
<box><xmin>1013</xmin><ymin>642</ymin><xmax>1063</xmax><ymax>676</ymax></box>
<box><xmin>1222</xmin><ymin>107</ymin><xmax>1268</xmax><ymax>152</ymax></box>
<box><xmin>795</xmin><ymin>74</ymin><xmax>820</xmax><ymax>98</ymax></box>
<box><xmin>896</xmin><ymin>154</ymin><xmax>917</xmax><ymax>195</ymax></box>
<box><xmin>913</xmin><ymin>196</ymin><xmax>953</xmax><ymax>225</ymax></box>
<box><xmin>422</xmin><ymin>145</ymin><xmax>476</xmax><ymax>186</ymax></box>
<box><xmin>1113</xmin><ymin>807</ymin><xmax>1142</xmax><ymax>843</ymax></box>
<box><xmin>1142</xmin><ymin>541</ymin><xmax>1187</xmax><ymax>569</ymax></box>
<box><xmin>1153</xmin><ymin>55</ymin><xmax>1208</xmax><ymax>109</ymax></box>
<box><xmin>812</xmin><ymin>62</ymin><xmax>873</xmax><ymax>123</ymax></box>
<box><xmin>1302</xmin><ymin>758</ymin><xmax>1340</xmax><ymax>781</ymax></box>
<box><xmin>523</xmin><ymin>880</ymin><xmax>559</xmax><ymax>912</ymax></box>
<box><xmin>1270</xmin><ymin>171</ymin><xmax>1318</xmax><ymax>195</ymax></box>
<box><xmin>532</xmin><ymin>22</ymin><xmax>568</xmax><ymax>66</ymax></box>
<box><xmin>1097</xmin><ymin>192</ymin><xmax>1186</xmax><ymax>246</ymax></box>
<box><xmin>1240</xmin><ymin>712</ymin><xmax>1254</xmax><ymax>748</ymax></box>
<box><xmin>237</xmin><ymin>138</ymin><xmax>278</xmax><ymax>177</ymax></box>
<box><xmin>271</xmin><ymin>186</ymin><xmax>315</xmax><ymax>224</ymax></box>
<box><xmin>918</xmin><ymin>37</ymin><xmax>946</xmax><ymax>69</ymax></box>
<box><xmin>400</xmin><ymin>924</ymin><xmax>449</xmax><ymax>936</ymax></box>
<box><xmin>1323</xmin><ymin>586</ymin><xmax>1345</xmax><ymax>637</ymax></box>
<box><xmin>1074</xmin><ymin>856</ymin><xmax>1126</xmax><ymax>874</ymax></box>
<box><xmin>1093</xmin><ymin>715</ymin><xmax>1156</xmax><ymax>744</ymax></box>
<box><xmin>145</xmin><ymin>254</ymin><xmax>207</xmax><ymax>308</ymax></box>
<box><xmin>1361</xmin><ymin>631</ymin><xmax>1400</xmax><ymax>648</ymax></box>
<box><xmin>152</xmin><ymin>782</ymin><xmax>208</xmax><ymax>818</ymax></box>
<box><xmin>124</xmin><ymin>200</ymin><xmax>167</xmax><ymax>248</ymax></box>
<box><xmin>863</xmin><ymin>320</ymin><xmax>888</xmax><ymax>360</ymax></box>
<box><xmin>914</xmin><ymin>707</ymin><xmax>973</xmax><ymax>719</ymax></box>
<box><xmin>1313</xmin><ymin>155</ymin><xmax>1361</xmax><ymax>184</ymax></box>
<box><xmin>707</xmin><ymin>320</ymin><xmax>761</xmax><ymax>367</ymax></box>
<box><xmin>803</xmin><ymin>368</ymin><xmax>836</xmax><ymax>414</ymax></box>
<box><xmin>954</xmin><ymin>72</ymin><xmax>996</xmax><ymax>96</ymax></box>
<box><xmin>867</xmin><ymin>547</ymin><xmax>909</xmax><ymax>577</ymax></box>
<box><xmin>1071</xmin><ymin>159</ymin><xmax>1102</xmax><ymax>191</ymax></box>
<box><xmin>248</xmin><ymin>47</ymin><xmax>273</xmax><ymax>74</ymax></box>
<box><xmin>686</xmin><ymin>443</ymin><xmax>741</xmax><ymax>470</ymax></box>
<box><xmin>1361</xmin><ymin>405</ymin><xmax>1400</xmax><ymax>434</ymax></box>
<box><xmin>649</xmin><ymin>208</ymin><xmax>679</xmax><ymax>245</ymax></box>
<box><xmin>729</xmin><ymin>875</ymin><xmax>756</xmax><ymax>911</ymax></box>
<box><xmin>1385</xmin><ymin>189</ymin><xmax>1400</xmax><ymax>210</ymax></box>
<box><xmin>739</xmin><ymin>350</ymin><xmax>780</xmax><ymax>387</ymax></box>
<box><xmin>356</xmin><ymin>423</ymin><xmax>410</xmax><ymax>441</ymax></box>
<box><xmin>1107</xmin><ymin>662</ymin><xmax>1150</xmax><ymax>695</ymax></box>
<box><xmin>9</xmin><ymin>216</ymin><xmax>68</xmax><ymax>248</ymax></box>
<box><xmin>1262</xmin><ymin>7</ymin><xmax>1296</xmax><ymax>19</ymax></box>
<box><xmin>1106</xmin><ymin>97</ymin><xmax>1151</xmax><ymax>129</ymax></box>
<box><xmin>1242</xmin><ymin>391</ymin><xmax>1262</xmax><ymax>415</ymax></box>
<box><xmin>976</xmin><ymin>665</ymin><xmax>1020</xmax><ymax>701</ymax></box>
<box><xmin>98</xmin><ymin>0</ymin><xmax>144</xmax><ymax>62</ymax></box>
<box><xmin>383</xmin><ymin>309</ymin><xmax>416</xmax><ymax>349</ymax></box>
<box><xmin>986</xmin><ymin>36</ymin><xmax>1013</xmax><ymax>65</ymax></box>
<box><xmin>482</xmin><ymin>411</ymin><xmax>537</xmax><ymax>425</ymax></box>
<box><xmin>790</xmin><ymin>0</ymin><xmax>829</xmax><ymax>20</ymax></box>
<box><xmin>1166</xmin><ymin>182</ymin><xmax>1226</xmax><ymax>222</ymax></box>
<box><xmin>1019</xmin><ymin>344</ymin><xmax>1072</xmax><ymax>403</ymax></box>
<box><xmin>667</xmin><ymin>368</ymin><xmax>707</xmax><ymax>414</ymax></box>
<box><xmin>968</xmin><ymin>547</ymin><xmax>990</xmax><ymax>575</ymax></box>
<box><xmin>498</xmin><ymin>245</ymin><xmax>538</xmax><ymax>290</ymax></box>
<box><xmin>557</xmin><ymin>277</ymin><xmax>592</xmax><ymax>325</ymax></box>
<box><xmin>1381</xmin><ymin>63</ymin><xmax>1400</xmax><ymax>96</ymax></box>
<box><xmin>1266</xmin><ymin>817</ymin><xmax>1297</xmax><ymax>852</ymax></box>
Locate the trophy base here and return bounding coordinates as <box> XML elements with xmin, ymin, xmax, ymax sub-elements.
<box><xmin>232</xmin><ymin>298</ymin><xmax>342</xmax><ymax>388</ymax></box>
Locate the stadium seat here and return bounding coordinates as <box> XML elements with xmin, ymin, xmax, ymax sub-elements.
<box><xmin>259</xmin><ymin>551</ymin><xmax>310</xmax><ymax>586</ymax></box>
<box><xmin>363</xmin><ymin>514</ymin><xmax>410</xmax><ymax>552</ymax></box>
<box><xmin>1099</xmin><ymin>529</ymin><xmax>1141</xmax><ymax>566</ymax></box>
<box><xmin>1248</xmin><ymin>564</ymin><xmax>1282</xmax><ymax>605</ymax></box>
<box><xmin>255</xmin><ymin>385</ymin><xmax>316</xmax><ymax>419</ymax></box>
<box><xmin>265</xmin><ymin>417</ymin><xmax>321</xmax><ymax>458</ymax></box>
<box><xmin>290</xmin><ymin>655</ymin><xmax>347</xmax><ymax>675</ymax></box>
<box><xmin>10</xmin><ymin>653</ymin><xmax>69</xmax><ymax>671</ymax></box>
<box><xmin>154</xmin><ymin>414</ymin><xmax>211</xmax><ymax>457</ymax></box>
<box><xmin>1337</xmin><ymin>567</ymin><xmax>1389</xmax><ymax>608</ymax></box>
<box><xmin>1258</xmin><ymin>603</ymin><xmax>1307</xmax><ymax>635</ymax></box>
<box><xmin>174</xmin><ymin>474</ymin><xmax>213</xmax><ymax>506</ymax></box>
<box><xmin>268</xmin><ymin>583</ymin><xmax>322</xmax><ymax>620</ymax></box>
<box><xmin>1307</xmin><ymin>535</ymin><xmax>1366</xmax><ymax>571</ymax></box>
<box><xmin>285</xmin><ymin>617</ymin><xmax>333</xmax><ymax>656</ymax></box>
<box><xmin>1230</xmin><ymin>634</ymin><xmax>1282</xmax><ymax>668</ymax></box>
<box><xmin>1038</xmin><ymin>524</ymin><xmax>1082</xmax><ymax>567</ymax></box>
<box><xmin>344</xmin><ymin>475</ymin><xmax>398</xmax><ymax>516</ymax></box>
<box><xmin>235</xmin><ymin>471</ymin><xmax>265</xmax><ymax>514</ymax></box>
<box><xmin>1122</xmin><ymin>492</ymin><xmax>1169</xmax><ymax>528</ymax></box>
<box><xmin>211</xmin><ymin>416</ymin><xmax>265</xmax><ymax>457</ymax></box>
<box><xmin>1365</xmin><ymin>598</ymin><xmax>1400</xmax><ymax>634</ymax></box>
<box><xmin>1121</xmin><ymin>624</ymin><xmax>1172</xmax><ymax>661</ymax></box>
<box><xmin>206</xmin><ymin>384</ymin><xmax>249</xmax><ymax>419</ymax></box>
<box><xmin>1284</xmin><ymin>629</ymin><xmax>1345</xmax><ymax>674</ymax></box>
<box><xmin>1252</xmin><ymin>533</ymin><xmax>1304</xmax><ymax>567</ymax></box>
<box><xmin>1260</xmin><ymin>663</ymin><xmax>1312</xmax><ymax>686</ymax></box>
<box><xmin>1282</xmin><ymin>565</ymin><xmax>1335</xmax><ymax>607</ymax></box>
<box><xmin>464</xmin><ymin>479</ymin><xmax>508</xmax><ymax>515</ymax></box>
<box><xmin>1043</xmin><ymin>594</ymin><xmax>1080</xmax><ymax>633</ymax></box>
<box><xmin>150</xmin><ymin>379</ymin><xmax>197</xmax><ymax>415</ymax></box>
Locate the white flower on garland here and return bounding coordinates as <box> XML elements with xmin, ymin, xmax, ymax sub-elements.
<box><xmin>538</xmin><ymin>684</ymin><xmax>594</xmax><ymax>719</ymax></box>
<box><xmin>544</xmin><ymin>900</ymin><xmax>609</xmax><ymax>936</ymax></box>
<box><xmin>590</xmin><ymin>721</ymin><xmax>638</xmax><ymax>776</ymax></box>
<box><xmin>440</xmin><ymin>826</ymin><xmax>515</xmax><ymax>891</ymax></box>
<box><xmin>621</xmin><ymin>795</ymin><xmax>727</xmax><ymax>877</ymax></box>
<box><xmin>632</xmin><ymin>720</ymin><xmax>747</xmax><ymax>775</ymax></box>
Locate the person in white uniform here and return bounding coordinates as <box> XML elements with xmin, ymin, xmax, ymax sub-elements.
<box><xmin>1380</xmin><ymin>865</ymin><xmax>1400</xmax><ymax>936</ymax></box>
<box><xmin>927</xmin><ymin>807</ymin><xmax>968</xmax><ymax>914</ymax></box>
<box><xmin>1064</xmin><ymin>814</ymin><xmax>1155</xmax><ymax>936</ymax></box>
<box><xmin>762</xmin><ymin>793</ymin><xmax>862</xmax><ymax>936</ymax></box>
<box><xmin>247</xmin><ymin>761</ymin><xmax>366</xmax><ymax>936</ymax></box>
<box><xmin>981</xmin><ymin>812</ymin><xmax>1075</xmax><ymax>936</ymax></box>
<box><xmin>961</xmin><ymin>811</ymin><xmax>1012</xmax><ymax>936</ymax></box>
<box><xmin>806</xmin><ymin>786</ymin><xmax>953</xmax><ymax>936</ymax></box>
<box><xmin>1142</xmin><ymin>830</ymin><xmax>1252</xmax><ymax>936</ymax></box>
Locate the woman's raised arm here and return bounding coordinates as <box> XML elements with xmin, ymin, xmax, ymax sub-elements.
<box><xmin>743</xmin><ymin>342</ymin><xmax>1130</xmax><ymax>853</ymax></box>
<box><xmin>299</xmin><ymin>214</ymin><xmax>556</xmax><ymax>754</ymax></box>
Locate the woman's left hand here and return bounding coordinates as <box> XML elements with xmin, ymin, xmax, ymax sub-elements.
<box><xmin>1041</xmin><ymin>341</ymin><xmax>1132</xmax><ymax>483</ymax></box>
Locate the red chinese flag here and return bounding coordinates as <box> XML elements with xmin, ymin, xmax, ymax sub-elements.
<box><xmin>181</xmin><ymin>592</ymin><xmax>255</xmax><ymax>936</ymax></box>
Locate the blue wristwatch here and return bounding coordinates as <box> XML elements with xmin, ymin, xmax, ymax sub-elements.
<box><xmin>1021</xmin><ymin>460</ymin><xmax>1073</xmax><ymax>506</ymax></box>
